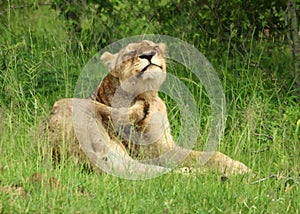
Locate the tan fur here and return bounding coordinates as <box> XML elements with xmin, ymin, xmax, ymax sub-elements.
<box><xmin>48</xmin><ymin>40</ymin><xmax>250</xmax><ymax>175</ymax></box>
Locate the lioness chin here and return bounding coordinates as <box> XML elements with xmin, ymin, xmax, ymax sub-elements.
<box><xmin>47</xmin><ymin>40</ymin><xmax>251</xmax><ymax>176</ymax></box>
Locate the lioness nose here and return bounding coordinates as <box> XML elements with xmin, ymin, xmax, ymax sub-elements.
<box><xmin>139</xmin><ymin>51</ymin><xmax>156</xmax><ymax>61</ymax></box>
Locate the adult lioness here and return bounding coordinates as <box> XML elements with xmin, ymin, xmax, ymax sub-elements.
<box><xmin>48</xmin><ymin>40</ymin><xmax>250</xmax><ymax>176</ymax></box>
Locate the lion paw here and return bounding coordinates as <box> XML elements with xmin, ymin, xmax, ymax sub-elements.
<box><xmin>212</xmin><ymin>152</ymin><xmax>252</xmax><ymax>176</ymax></box>
<box><xmin>223</xmin><ymin>159</ymin><xmax>252</xmax><ymax>176</ymax></box>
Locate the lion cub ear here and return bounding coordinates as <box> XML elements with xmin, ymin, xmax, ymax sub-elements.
<box><xmin>100</xmin><ymin>51</ymin><xmax>117</xmax><ymax>71</ymax></box>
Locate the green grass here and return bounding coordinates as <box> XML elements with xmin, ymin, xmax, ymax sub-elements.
<box><xmin>1</xmin><ymin>4</ymin><xmax>299</xmax><ymax>214</ymax></box>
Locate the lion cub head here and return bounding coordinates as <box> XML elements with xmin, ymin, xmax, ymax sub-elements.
<box><xmin>101</xmin><ymin>40</ymin><xmax>167</xmax><ymax>94</ymax></box>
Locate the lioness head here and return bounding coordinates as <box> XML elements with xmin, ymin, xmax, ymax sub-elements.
<box><xmin>101</xmin><ymin>40</ymin><xmax>167</xmax><ymax>93</ymax></box>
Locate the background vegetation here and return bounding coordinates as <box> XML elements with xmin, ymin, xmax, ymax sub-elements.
<box><xmin>0</xmin><ymin>0</ymin><xmax>299</xmax><ymax>213</ymax></box>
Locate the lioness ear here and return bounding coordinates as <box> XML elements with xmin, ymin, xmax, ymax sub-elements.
<box><xmin>158</xmin><ymin>43</ymin><xmax>167</xmax><ymax>55</ymax></box>
<box><xmin>100</xmin><ymin>51</ymin><xmax>117</xmax><ymax>71</ymax></box>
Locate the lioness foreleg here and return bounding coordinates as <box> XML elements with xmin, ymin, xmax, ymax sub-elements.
<box><xmin>143</xmin><ymin>146</ymin><xmax>251</xmax><ymax>175</ymax></box>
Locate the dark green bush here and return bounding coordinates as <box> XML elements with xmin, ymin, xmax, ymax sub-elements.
<box><xmin>0</xmin><ymin>0</ymin><xmax>298</xmax><ymax>108</ymax></box>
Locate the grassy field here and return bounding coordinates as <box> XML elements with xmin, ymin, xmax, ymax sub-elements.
<box><xmin>0</xmin><ymin>4</ymin><xmax>299</xmax><ymax>214</ymax></box>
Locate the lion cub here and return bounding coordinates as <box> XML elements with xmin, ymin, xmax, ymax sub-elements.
<box><xmin>48</xmin><ymin>40</ymin><xmax>250</xmax><ymax>175</ymax></box>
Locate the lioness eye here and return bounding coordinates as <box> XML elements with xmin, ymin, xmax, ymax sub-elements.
<box><xmin>126</xmin><ymin>50</ymin><xmax>137</xmax><ymax>56</ymax></box>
